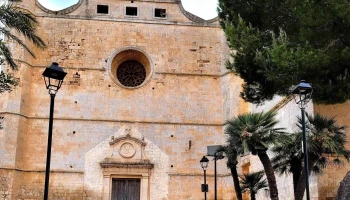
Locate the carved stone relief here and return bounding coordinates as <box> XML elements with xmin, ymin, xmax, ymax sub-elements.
<box><xmin>100</xmin><ymin>127</ymin><xmax>153</xmax><ymax>200</ymax></box>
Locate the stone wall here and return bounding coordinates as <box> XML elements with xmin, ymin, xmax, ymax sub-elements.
<box><xmin>0</xmin><ymin>0</ymin><xmax>244</xmax><ymax>199</ymax></box>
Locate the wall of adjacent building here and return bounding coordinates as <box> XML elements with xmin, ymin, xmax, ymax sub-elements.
<box><xmin>314</xmin><ymin>102</ymin><xmax>350</xmax><ymax>200</ymax></box>
<box><xmin>246</xmin><ymin>97</ymin><xmax>318</xmax><ymax>200</ymax></box>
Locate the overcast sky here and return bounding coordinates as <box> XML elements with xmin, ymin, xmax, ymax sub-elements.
<box><xmin>37</xmin><ymin>0</ymin><xmax>218</xmax><ymax>20</ymax></box>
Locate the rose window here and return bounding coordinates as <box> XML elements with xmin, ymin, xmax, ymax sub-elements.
<box><xmin>117</xmin><ymin>60</ymin><xmax>146</xmax><ymax>87</ymax></box>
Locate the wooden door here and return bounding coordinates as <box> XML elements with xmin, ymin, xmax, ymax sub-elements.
<box><xmin>111</xmin><ymin>178</ymin><xmax>141</xmax><ymax>200</ymax></box>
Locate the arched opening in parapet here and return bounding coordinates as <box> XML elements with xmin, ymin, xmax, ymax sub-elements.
<box><xmin>37</xmin><ymin>0</ymin><xmax>79</xmax><ymax>11</ymax></box>
<box><xmin>181</xmin><ymin>0</ymin><xmax>218</xmax><ymax>20</ymax></box>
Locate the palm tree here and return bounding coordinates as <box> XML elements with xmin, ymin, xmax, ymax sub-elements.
<box><xmin>272</xmin><ymin>134</ymin><xmax>301</xmax><ymax>193</ymax></box>
<box><xmin>294</xmin><ymin>113</ymin><xmax>350</xmax><ymax>200</ymax></box>
<box><xmin>272</xmin><ymin>131</ymin><xmax>328</xmax><ymax>198</ymax></box>
<box><xmin>216</xmin><ymin>145</ymin><xmax>243</xmax><ymax>200</ymax></box>
<box><xmin>0</xmin><ymin>0</ymin><xmax>46</xmax><ymax>70</ymax></box>
<box><xmin>240</xmin><ymin>171</ymin><xmax>268</xmax><ymax>200</ymax></box>
<box><xmin>225</xmin><ymin>111</ymin><xmax>286</xmax><ymax>200</ymax></box>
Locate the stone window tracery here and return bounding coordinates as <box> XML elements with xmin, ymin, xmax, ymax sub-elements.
<box><xmin>108</xmin><ymin>47</ymin><xmax>153</xmax><ymax>89</ymax></box>
<box><xmin>117</xmin><ymin>60</ymin><xmax>146</xmax><ymax>87</ymax></box>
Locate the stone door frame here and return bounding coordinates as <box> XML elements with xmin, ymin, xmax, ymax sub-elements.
<box><xmin>102</xmin><ymin>167</ymin><xmax>152</xmax><ymax>200</ymax></box>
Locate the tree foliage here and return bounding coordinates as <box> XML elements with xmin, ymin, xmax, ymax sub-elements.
<box><xmin>239</xmin><ymin>171</ymin><xmax>268</xmax><ymax>200</ymax></box>
<box><xmin>0</xmin><ymin>71</ymin><xmax>17</xmax><ymax>93</ymax></box>
<box><xmin>218</xmin><ymin>0</ymin><xmax>350</xmax><ymax>104</ymax></box>
<box><xmin>294</xmin><ymin>113</ymin><xmax>350</xmax><ymax>200</ymax></box>
<box><xmin>225</xmin><ymin>111</ymin><xmax>286</xmax><ymax>200</ymax></box>
<box><xmin>0</xmin><ymin>0</ymin><xmax>46</xmax><ymax>70</ymax></box>
<box><xmin>272</xmin><ymin>113</ymin><xmax>349</xmax><ymax>200</ymax></box>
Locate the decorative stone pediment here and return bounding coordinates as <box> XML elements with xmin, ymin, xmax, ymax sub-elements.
<box><xmin>85</xmin><ymin>126</ymin><xmax>168</xmax><ymax>200</ymax></box>
<box><xmin>100</xmin><ymin>132</ymin><xmax>152</xmax><ymax>169</ymax></box>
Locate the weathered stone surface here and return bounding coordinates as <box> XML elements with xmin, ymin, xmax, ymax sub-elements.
<box><xmin>336</xmin><ymin>171</ymin><xmax>350</xmax><ymax>200</ymax></box>
<box><xmin>0</xmin><ymin>0</ymin><xmax>242</xmax><ymax>199</ymax></box>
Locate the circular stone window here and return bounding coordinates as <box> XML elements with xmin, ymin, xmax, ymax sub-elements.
<box><xmin>108</xmin><ymin>48</ymin><xmax>153</xmax><ymax>89</ymax></box>
<box><xmin>117</xmin><ymin>60</ymin><xmax>146</xmax><ymax>87</ymax></box>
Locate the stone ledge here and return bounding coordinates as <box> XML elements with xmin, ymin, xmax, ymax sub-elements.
<box><xmin>100</xmin><ymin>161</ymin><xmax>154</xmax><ymax>169</ymax></box>
<box><xmin>0</xmin><ymin>112</ymin><xmax>224</xmax><ymax>126</ymax></box>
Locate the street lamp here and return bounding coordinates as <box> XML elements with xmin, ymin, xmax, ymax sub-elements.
<box><xmin>292</xmin><ymin>80</ymin><xmax>313</xmax><ymax>200</ymax></box>
<box><xmin>200</xmin><ymin>156</ymin><xmax>209</xmax><ymax>200</ymax></box>
<box><xmin>207</xmin><ymin>145</ymin><xmax>224</xmax><ymax>200</ymax></box>
<box><xmin>42</xmin><ymin>62</ymin><xmax>67</xmax><ymax>200</ymax></box>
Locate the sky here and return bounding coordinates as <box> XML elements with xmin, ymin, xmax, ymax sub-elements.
<box><xmin>37</xmin><ymin>0</ymin><xmax>219</xmax><ymax>20</ymax></box>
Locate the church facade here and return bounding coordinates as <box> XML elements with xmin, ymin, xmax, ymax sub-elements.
<box><xmin>0</xmin><ymin>0</ymin><xmax>347</xmax><ymax>200</ymax></box>
<box><xmin>0</xmin><ymin>0</ymin><xmax>245</xmax><ymax>199</ymax></box>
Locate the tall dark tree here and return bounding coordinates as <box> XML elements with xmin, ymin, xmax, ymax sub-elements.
<box><xmin>239</xmin><ymin>171</ymin><xmax>268</xmax><ymax>200</ymax></box>
<box><xmin>225</xmin><ymin>111</ymin><xmax>286</xmax><ymax>200</ymax></box>
<box><xmin>216</xmin><ymin>145</ymin><xmax>243</xmax><ymax>200</ymax></box>
<box><xmin>218</xmin><ymin>0</ymin><xmax>350</xmax><ymax>104</ymax></box>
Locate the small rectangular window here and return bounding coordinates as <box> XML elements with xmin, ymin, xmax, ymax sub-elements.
<box><xmin>154</xmin><ymin>8</ymin><xmax>166</xmax><ymax>18</ymax></box>
<box><xmin>97</xmin><ymin>5</ymin><xmax>109</xmax><ymax>14</ymax></box>
<box><xmin>126</xmin><ymin>6</ymin><xmax>138</xmax><ymax>16</ymax></box>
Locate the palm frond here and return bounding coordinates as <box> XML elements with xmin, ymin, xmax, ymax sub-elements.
<box><xmin>0</xmin><ymin>40</ymin><xmax>17</xmax><ymax>69</ymax></box>
<box><xmin>225</xmin><ymin>111</ymin><xmax>286</xmax><ymax>155</ymax></box>
<box><xmin>0</xmin><ymin>27</ymin><xmax>35</xmax><ymax>57</ymax></box>
<box><xmin>0</xmin><ymin>4</ymin><xmax>46</xmax><ymax>48</ymax></box>
<box><xmin>239</xmin><ymin>171</ymin><xmax>268</xmax><ymax>194</ymax></box>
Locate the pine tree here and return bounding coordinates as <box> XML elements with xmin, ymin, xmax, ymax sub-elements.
<box><xmin>218</xmin><ymin>0</ymin><xmax>350</xmax><ymax>104</ymax></box>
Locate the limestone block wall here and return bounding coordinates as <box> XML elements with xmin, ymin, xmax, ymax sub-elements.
<box><xmin>0</xmin><ymin>0</ymin><xmax>244</xmax><ymax>199</ymax></box>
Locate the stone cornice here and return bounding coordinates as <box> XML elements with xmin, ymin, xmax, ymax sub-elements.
<box><xmin>100</xmin><ymin>162</ymin><xmax>154</xmax><ymax>169</ymax></box>
<box><xmin>17</xmin><ymin>60</ymin><xmax>232</xmax><ymax>78</ymax></box>
<box><xmin>0</xmin><ymin>167</ymin><xmax>84</xmax><ymax>174</ymax></box>
<box><xmin>0</xmin><ymin>111</ymin><xmax>224</xmax><ymax>126</ymax></box>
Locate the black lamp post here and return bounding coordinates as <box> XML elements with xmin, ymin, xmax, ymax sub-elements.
<box><xmin>200</xmin><ymin>156</ymin><xmax>209</xmax><ymax>200</ymax></box>
<box><xmin>42</xmin><ymin>62</ymin><xmax>67</xmax><ymax>200</ymax></box>
<box><xmin>292</xmin><ymin>80</ymin><xmax>313</xmax><ymax>200</ymax></box>
<box><xmin>207</xmin><ymin>145</ymin><xmax>224</xmax><ymax>200</ymax></box>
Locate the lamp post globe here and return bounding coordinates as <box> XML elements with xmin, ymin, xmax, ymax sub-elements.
<box><xmin>42</xmin><ymin>62</ymin><xmax>66</xmax><ymax>200</ymax></box>
<box><xmin>292</xmin><ymin>80</ymin><xmax>313</xmax><ymax>200</ymax></box>
<box><xmin>200</xmin><ymin>156</ymin><xmax>209</xmax><ymax>169</ymax></box>
<box><xmin>43</xmin><ymin>62</ymin><xmax>67</xmax><ymax>95</ymax></box>
<box><xmin>291</xmin><ymin>80</ymin><xmax>313</xmax><ymax>109</ymax></box>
